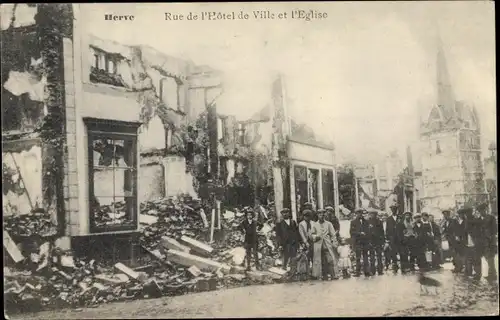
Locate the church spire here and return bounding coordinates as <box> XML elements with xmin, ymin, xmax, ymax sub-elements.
<box><xmin>436</xmin><ymin>30</ymin><xmax>455</xmax><ymax>112</ymax></box>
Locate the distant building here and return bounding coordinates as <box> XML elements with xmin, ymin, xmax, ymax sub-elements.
<box><xmin>419</xmin><ymin>37</ymin><xmax>488</xmax><ymax>212</ymax></box>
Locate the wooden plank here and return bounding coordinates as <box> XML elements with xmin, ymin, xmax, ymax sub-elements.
<box><xmin>166</xmin><ymin>249</ymin><xmax>230</xmax><ymax>273</ymax></box>
<box><xmin>114</xmin><ymin>262</ymin><xmax>140</xmax><ymax>280</ymax></box>
<box><xmin>268</xmin><ymin>267</ymin><xmax>287</xmax><ymax>276</ymax></box>
<box><xmin>179</xmin><ymin>236</ymin><xmax>213</xmax><ymax>256</ymax></box>
<box><xmin>160</xmin><ymin>236</ymin><xmax>190</xmax><ymax>253</ymax></box>
<box><xmin>3</xmin><ymin>231</ymin><xmax>24</xmax><ymax>263</ymax></box>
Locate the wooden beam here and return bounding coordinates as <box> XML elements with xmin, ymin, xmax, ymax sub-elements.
<box><xmin>160</xmin><ymin>237</ymin><xmax>190</xmax><ymax>253</ymax></box>
<box><xmin>166</xmin><ymin>249</ymin><xmax>230</xmax><ymax>273</ymax></box>
<box><xmin>179</xmin><ymin>236</ymin><xmax>213</xmax><ymax>256</ymax></box>
<box><xmin>3</xmin><ymin>231</ymin><xmax>24</xmax><ymax>263</ymax></box>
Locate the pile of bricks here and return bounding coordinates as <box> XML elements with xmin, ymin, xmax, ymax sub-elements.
<box><xmin>3</xmin><ymin>198</ymin><xmax>286</xmax><ymax>315</ymax></box>
<box><xmin>3</xmin><ymin>210</ymin><xmax>57</xmax><ymax>238</ymax></box>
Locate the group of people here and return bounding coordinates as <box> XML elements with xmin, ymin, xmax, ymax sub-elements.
<box><xmin>239</xmin><ymin>201</ymin><xmax>497</xmax><ymax>282</ymax></box>
<box><xmin>239</xmin><ymin>202</ymin><xmax>346</xmax><ymax>280</ymax></box>
<box><xmin>439</xmin><ymin>203</ymin><xmax>498</xmax><ymax>280</ymax></box>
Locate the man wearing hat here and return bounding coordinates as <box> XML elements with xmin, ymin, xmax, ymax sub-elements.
<box><xmin>413</xmin><ymin>213</ymin><xmax>429</xmax><ymax>271</ymax></box>
<box><xmin>440</xmin><ymin>209</ymin><xmax>457</xmax><ymax>267</ymax></box>
<box><xmin>367</xmin><ymin>210</ymin><xmax>385</xmax><ymax>275</ymax></box>
<box><xmin>428</xmin><ymin>214</ymin><xmax>443</xmax><ymax>269</ymax></box>
<box><xmin>452</xmin><ymin>208</ymin><xmax>469</xmax><ymax>273</ymax></box>
<box><xmin>385</xmin><ymin>204</ymin><xmax>400</xmax><ymax>272</ymax></box>
<box><xmin>239</xmin><ymin>208</ymin><xmax>261</xmax><ymax>271</ymax></box>
<box><xmin>417</xmin><ymin>213</ymin><xmax>435</xmax><ymax>270</ymax></box>
<box><xmin>476</xmin><ymin>202</ymin><xmax>498</xmax><ymax>280</ymax></box>
<box><xmin>462</xmin><ymin>206</ymin><xmax>484</xmax><ymax>279</ymax></box>
<box><xmin>396</xmin><ymin>211</ymin><xmax>417</xmax><ymax>273</ymax></box>
<box><xmin>325</xmin><ymin>206</ymin><xmax>341</xmax><ymax>241</ymax></box>
<box><xmin>350</xmin><ymin>209</ymin><xmax>370</xmax><ymax>277</ymax></box>
<box><xmin>276</xmin><ymin>208</ymin><xmax>300</xmax><ymax>271</ymax></box>
<box><xmin>303</xmin><ymin>202</ymin><xmax>317</xmax><ymax>222</ymax></box>
<box><xmin>298</xmin><ymin>209</ymin><xmax>315</xmax><ymax>269</ymax></box>
<box><xmin>310</xmin><ymin>208</ymin><xmax>340</xmax><ymax>280</ymax></box>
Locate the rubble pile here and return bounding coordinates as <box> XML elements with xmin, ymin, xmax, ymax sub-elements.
<box><xmin>94</xmin><ymin>201</ymin><xmax>135</xmax><ymax>228</ymax></box>
<box><xmin>3</xmin><ymin>211</ymin><xmax>57</xmax><ymax>238</ymax></box>
<box><xmin>139</xmin><ymin>198</ymin><xmax>206</xmax><ymax>250</ymax></box>
<box><xmin>3</xmin><ymin>199</ymin><xmax>286</xmax><ymax>315</ymax></box>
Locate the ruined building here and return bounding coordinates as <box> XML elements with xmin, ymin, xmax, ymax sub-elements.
<box><xmin>2</xmin><ymin>4</ymin><xmax>221</xmax><ymax>260</ymax></box>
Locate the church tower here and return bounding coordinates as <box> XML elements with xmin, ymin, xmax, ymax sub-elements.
<box><xmin>419</xmin><ymin>34</ymin><xmax>488</xmax><ymax>211</ymax></box>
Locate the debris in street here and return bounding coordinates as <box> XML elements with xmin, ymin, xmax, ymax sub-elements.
<box><xmin>3</xmin><ymin>211</ymin><xmax>58</xmax><ymax>238</ymax></box>
<box><xmin>179</xmin><ymin>235</ymin><xmax>214</xmax><ymax>256</ymax></box>
<box><xmin>227</xmin><ymin>247</ymin><xmax>246</xmax><ymax>265</ymax></box>
<box><xmin>114</xmin><ymin>263</ymin><xmax>140</xmax><ymax>280</ymax></box>
<box><xmin>142</xmin><ymin>279</ymin><xmax>163</xmax><ymax>298</ymax></box>
<box><xmin>196</xmin><ymin>278</ymin><xmax>217</xmax><ymax>292</ymax></box>
<box><xmin>166</xmin><ymin>249</ymin><xmax>231</xmax><ymax>273</ymax></box>
<box><xmin>3</xmin><ymin>231</ymin><xmax>25</xmax><ymax>263</ymax></box>
<box><xmin>187</xmin><ymin>265</ymin><xmax>202</xmax><ymax>277</ymax></box>
<box><xmin>268</xmin><ymin>267</ymin><xmax>287</xmax><ymax>276</ymax></box>
<box><xmin>3</xmin><ymin>199</ymin><xmax>283</xmax><ymax>315</ymax></box>
<box><xmin>161</xmin><ymin>236</ymin><xmax>191</xmax><ymax>253</ymax></box>
<box><xmin>139</xmin><ymin>214</ymin><xmax>158</xmax><ymax>226</ymax></box>
<box><xmin>199</xmin><ymin>208</ymin><xmax>209</xmax><ymax>228</ymax></box>
<box><xmin>94</xmin><ymin>274</ymin><xmax>130</xmax><ymax>285</ymax></box>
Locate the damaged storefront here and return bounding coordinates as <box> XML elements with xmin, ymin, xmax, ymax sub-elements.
<box><xmin>3</xmin><ymin>5</ymin><xmax>289</xmax><ymax>315</ymax></box>
<box><xmin>287</xmin><ymin>137</ymin><xmax>340</xmax><ymax>221</ymax></box>
<box><xmin>67</xmin><ymin>21</ymin><xmax>223</xmax><ymax>260</ymax></box>
<box><xmin>2</xmin><ymin>4</ymin><xmax>223</xmax><ymax>262</ymax></box>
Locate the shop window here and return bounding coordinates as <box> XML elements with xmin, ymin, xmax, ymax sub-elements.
<box><xmin>294</xmin><ymin>165</ymin><xmax>308</xmax><ymax>212</ymax></box>
<box><xmin>322</xmin><ymin>169</ymin><xmax>334</xmax><ymax>209</ymax></box>
<box><xmin>308</xmin><ymin>169</ymin><xmax>319</xmax><ymax>209</ymax></box>
<box><xmin>85</xmin><ymin>118</ymin><xmax>140</xmax><ymax>233</ymax></box>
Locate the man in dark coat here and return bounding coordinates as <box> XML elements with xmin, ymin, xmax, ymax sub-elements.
<box><xmin>440</xmin><ymin>209</ymin><xmax>457</xmax><ymax>266</ymax></box>
<box><xmin>385</xmin><ymin>204</ymin><xmax>400</xmax><ymax>272</ymax></box>
<box><xmin>413</xmin><ymin>214</ymin><xmax>429</xmax><ymax>271</ymax></box>
<box><xmin>428</xmin><ymin>214</ymin><xmax>443</xmax><ymax>269</ymax></box>
<box><xmin>325</xmin><ymin>206</ymin><xmax>341</xmax><ymax>241</ymax></box>
<box><xmin>477</xmin><ymin>202</ymin><xmax>498</xmax><ymax>280</ymax></box>
<box><xmin>239</xmin><ymin>208</ymin><xmax>261</xmax><ymax>271</ymax></box>
<box><xmin>276</xmin><ymin>208</ymin><xmax>301</xmax><ymax>270</ymax></box>
<box><xmin>350</xmin><ymin>209</ymin><xmax>370</xmax><ymax>277</ymax></box>
<box><xmin>452</xmin><ymin>208</ymin><xmax>468</xmax><ymax>273</ymax></box>
<box><xmin>367</xmin><ymin>210</ymin><xmax>385</xmax><ymax>275</ymax></box>
<box><xmin>464</xmin><ymin>207</ymin><xmax>485</xmax><ymax>279</ymax></box>
<box><xmin>396</xmin><ymin>211</ymin><xmax>417</xmax><ymax>273</ymax></box>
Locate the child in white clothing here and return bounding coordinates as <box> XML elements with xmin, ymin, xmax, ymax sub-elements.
<box><xmin>337</xmin><ymin>238</ymin><xmax>352</xmax><ymax>279</ymax></box>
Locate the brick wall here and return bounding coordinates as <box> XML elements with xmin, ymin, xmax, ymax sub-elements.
<box><xmin>62</xmin><ymin>37</ymin><xmax>80</xmax><ymax>236</ymax></box>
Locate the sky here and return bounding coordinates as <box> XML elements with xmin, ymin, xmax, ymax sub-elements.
<box><xmin>80</xmin><ymin>2</ymin><xmax>495</xmax><ymax>164</ymax></box>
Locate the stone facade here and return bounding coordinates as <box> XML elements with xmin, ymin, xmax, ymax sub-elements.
<box><xmin>419</xmin><ymin>43</ymin><xmax>487</xmax><ymax>211</ymax></box>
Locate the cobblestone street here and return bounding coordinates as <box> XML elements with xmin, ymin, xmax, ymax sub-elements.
<box><xmin>13</xmin><ymin>258</ymin><xmax>498</xmax><ymax>319</ymax></box>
